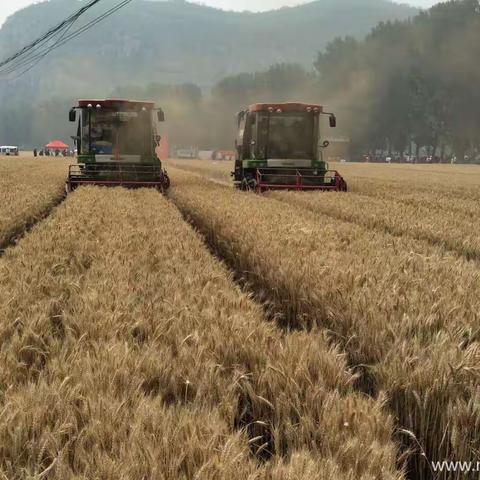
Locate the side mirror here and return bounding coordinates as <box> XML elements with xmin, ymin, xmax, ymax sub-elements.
<box><xmin>329</xmin><ymin>115</ymin><xmax>337</xmax><ymax>128</ymax></box>
<box><xmin>69</xmin><ymin>109</ymin><xmax>76</xmax><ymax>122</ymax></box>
<box><xmin>237</xmin><ymin>111</ymin><xmax>245</xmax><ymax>126</ymax></box>
<box><xmin>157</xmin><ymin>110</ymin><xmax>165</xmax><ymax>122</ymax></box>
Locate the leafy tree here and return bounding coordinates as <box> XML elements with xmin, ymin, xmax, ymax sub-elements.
<box><xmin>313</xmin><ymin>0</ymin><xmax>480</xmax><ymax>162</ymax></box>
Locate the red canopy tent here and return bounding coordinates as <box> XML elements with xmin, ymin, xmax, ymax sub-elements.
<box><xmin>45</xmin><ymin>140</ymin><xmax>69</xmax><ymax>150</ymax></box>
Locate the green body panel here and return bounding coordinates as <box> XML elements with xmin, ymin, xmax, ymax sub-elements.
<box><xmin>242</xmin><ymin>158</ymin><xmax>328</xmax><ymax>170</ymax></box>
<box><xmin>77</xmin><ymin>154</ymin><xmax>161</xmax><ymax>166</ymax></box>
<box><xmin>243</xmin><ymin>159</ymin><xmax>267</xmax><ymax>168</ymax></box>
<box><xmin>77</xmin><ymin>154</ymin><xmax>96</xmax><ymax>164</ymax></box>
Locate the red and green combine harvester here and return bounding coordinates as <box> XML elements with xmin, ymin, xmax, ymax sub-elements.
<box><xmin>232</xmin><ymin>102</ymin><xmax>347</xmax><ymax>192</ymax></box>
<box><xmin>66</xmin><ymin>99</ymin><xmax>170</xmax><ymax>193</ymax></box>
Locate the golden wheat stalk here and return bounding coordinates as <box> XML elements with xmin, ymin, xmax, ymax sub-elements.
<box><xmin>168</xmin><ymin>167</ymin><xmax>480</xmax><ymax>478</ymax></box>
<box><xmin>0</xmin><ymin>157</ymin><xmax>70</xmax><ymax>249</ymax></box>
<box><xmin>0</xmin><ymin>186</ymin><xmax>401</xmax><ymax>479</ymax></box>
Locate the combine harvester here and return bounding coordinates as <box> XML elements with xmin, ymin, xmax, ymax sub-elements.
<box><xmin>232</xmin><ymin>102</ymin><xmax>347</xmax><ymax>192</ymax></box>
<box><xmin>66</xmin><ymin>99</ymin><xmax>170</xmax><ymax>193</ymax></box>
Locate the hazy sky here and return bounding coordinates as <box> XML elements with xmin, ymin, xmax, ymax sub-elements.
<box><xmin>0</xmin><ymin>0</ymin><xmax>441</xmax><ymax>27</ymax></box>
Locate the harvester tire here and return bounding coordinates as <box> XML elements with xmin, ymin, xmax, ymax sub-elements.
<box><xmin>163</xmin><ymin>174</ymin><xmax>171</xmax><ymax>191</ymax></box>
<box><xmin>241</xmin><ymin>178</ymin><xmax>256</xmax><ymax>192</ymax></box>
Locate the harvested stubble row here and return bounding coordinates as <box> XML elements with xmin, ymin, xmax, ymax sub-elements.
<box><xmin>0</xmin><ymin>187</ymin><xmax>400</xmax><ymax>479</ymax></box>
<box><xmin>268</xmin><ymin>190</ymin><xmax>480</xmax><ymax>260</ymax></box>
<box><xmin>0</xmin><ymin>157</ymin><xmax>69</xmax><ymax>249</ymax></box>
<box><xmin>167</xmin><ymin>158</ymin><xmax>232</xmax><ymax>184</ymax></box>
<box><xmin>169</xmin><ymin>168</ymin><xmax>480</xmax><ymax>480</ymax></box>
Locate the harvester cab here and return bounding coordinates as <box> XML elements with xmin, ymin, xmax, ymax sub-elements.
<box><xmin>66</xmin><ymin>99</ymin><xmax>170</xmax><ymax>193</ymax></box>
<box><xmin>232</xmin><ymin>102</ymin><xmax>347</xmax><ymax>192</ymax></box>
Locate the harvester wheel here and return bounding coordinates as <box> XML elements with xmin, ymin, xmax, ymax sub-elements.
<box><xmin>334</xmin><ymin>172</ymin><xmax>348</xmax><ymax>192</ymax></box>
<box><xmin>241</xmin><ymin>178</ymin><xmax>257</xmax><ymax>192</ymax></box>
<box><xmin>163</xmin><ymin>173</ymin><xmax>171</xmax><ymax>191</ymax></box>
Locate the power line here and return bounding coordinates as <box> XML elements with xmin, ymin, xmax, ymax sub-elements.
<box><xmin>0</xmin><ymin>0</ymin><xmax>102</xmax><ymax>70</ymax></box>
<box><xmin>0</xmin><ymin>27</ymin><xmax>72</xmax><ymax>75</ymax></box>
<box><xmin>1</xmin><ymin>0</ymin><xmax>134</xmax><ymax>77</ymax></box>
<box><xmin>4</xmin><ymin>0</ymin><xmax>133</xmax><ymax>77</ymax></box>
<box><xmin>0</xmin><ymin>0</ymin><xmax>134</xmax><ymax>78</ymax></box>
<box><xmin>3</xmin><ymin>18</ymin><xmax>79</xmax><ymax>77</ymax></box>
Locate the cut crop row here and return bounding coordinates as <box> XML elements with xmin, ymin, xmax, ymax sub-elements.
<box><xmin>0</xmin><ymin>157</ymin><xmax>69</xmax><ymax>250</ymax></box>
<box><xmin>167</xmin><ymin>158</ymin><xmax>232</xmax><ymax>184</ymax></box>
<box><xmin>169</xmin><ymin>168</ymin><xmax>480</xmax><ymax>480</ymax></box>
<box><xmin>0</xmin><ymin>187</ymin><xmax>400</xmax><ymax>479</ymax></box>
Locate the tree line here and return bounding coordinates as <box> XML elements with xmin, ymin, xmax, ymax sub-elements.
<box><xmin>316</xmin><ymin>0</ymin><xmax>480</xmax><ymax>163</ymax></box>
<box><xmin>205</xmin><ymin>0</ymin><xmax>480</xmax><ymax>163</ymax></box>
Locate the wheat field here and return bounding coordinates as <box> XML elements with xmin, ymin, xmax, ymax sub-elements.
<box><xmin>1</xmin><ymin>156</ymin><xmax>480</xmax><ymax>479</ymax></box>
<box><xmin>166</xmin><ymin>159</ymin><xmax>480</xmax><ymax>480</ymax></box>
<box><xmin>0</xmin><ymin>156</ymin><xmax>69</xmax><ymax>249</ymax></box>
<box><xmin>0</xmin><ymin>176</ymin><xmax>401</xmax><ymax>479</ymax></box>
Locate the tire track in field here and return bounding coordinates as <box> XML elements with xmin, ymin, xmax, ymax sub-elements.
<box><xmin>169</xmin><ymin>194</ymin><xmax>290</xmax><ymax>330</ymax></box>
<box><xmin>0</xmin><ymin>191</ymin><xmax>66</xmax><ymax>257</ymax></box>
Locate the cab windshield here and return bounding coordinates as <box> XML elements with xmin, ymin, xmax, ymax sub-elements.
<box><xmin>257</xmin><ymin>112</ymin><xmax>314</xmax><ymax>159</ymax></box>
<box><xmin>81</xmin><ymin>109</ymin><xmax>152</xmax><ymax>156</ymax></box>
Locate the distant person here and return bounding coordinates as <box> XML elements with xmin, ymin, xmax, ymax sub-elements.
<box><xmin>33</xmin><ymin>148</ymin><xmax>38</xmax><ymax>157</ymax></box>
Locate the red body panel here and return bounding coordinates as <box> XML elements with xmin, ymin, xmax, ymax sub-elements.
<box><xmin>156</xmin><ymin>135</ymin><xmax>170</xmax><ymax>161</ymax></box>
<box><xmin>248</xmin><ymin>102</ymin><xmax>324</xmax><ymax>113</ymax></box>
<box><xmin>77</xmin><ymin>99</ymin><xmax>155</xmax><ymax>110</ymax></box>
<box><xmin>255</xmin><ymin>169</ymin><xmax>347</xmax><ymax>193</ymax></box>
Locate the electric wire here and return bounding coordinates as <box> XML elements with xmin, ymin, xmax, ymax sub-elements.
<box><xmin>0</xmin><ymin>0</ymin><xmax>133</xmax><ymax>76</ymax></box>
<box><xmin>2</xmin><ymin>0</ymin><xmax>131</xmax><ymax>76</ymax></box>
<box><xmin>0</xmin><ymin>0</ymin><xmax>134</xmax><ymax>78</ymax></box>
<box><xmin>11</xmin><ymin>18</ymin><xmax>79</xmax><ymax>78</ymax></box>
<box><xmin>0</xmin><ymin>0</ymin><xmax>102</xmax><ymax>70</ymax></box>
